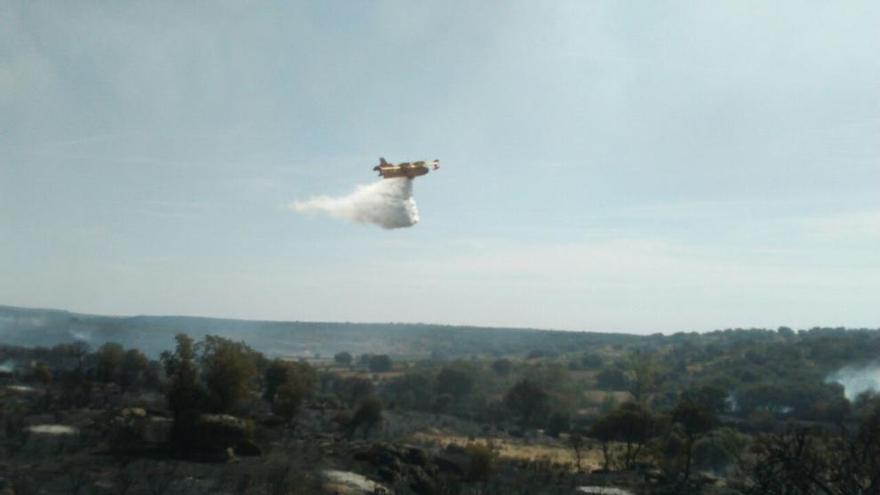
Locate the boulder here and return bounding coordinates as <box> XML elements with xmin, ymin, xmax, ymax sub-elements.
<box><xmin>23</xmin><ymin>424</ymin><xmax>79</xmax><ymax>454</ymax></box>
<box><xmin>119</xmin><ymin>407</ymin><xmax>146</xmax><ymax>418</ymax></box>
<box><xmin>225</xmin><ymin>447</ymin><xmax>239</xmax><ymax>463</ymax></box>
<box><xmin>577</xmin><ymin>488</ymin><xmax>634</xmax><ymax>495</ymax></box>
<box><xmin>142</xmin><ymin>417</ymin><xmax>173</xmax><ymax>443</ymax></box>
<box><xmin>322</xmin><ymin>470</ymin><xmax>388</xmax><ymax>495</ymax></box>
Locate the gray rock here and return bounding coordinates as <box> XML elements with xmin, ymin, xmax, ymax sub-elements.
<box><xmin>23</xmin><ymin>424</ymin><xmax>79</xmax><ymax>454</ymax></box>
<box><xmin>142</xmin><ymin>417</ymin><xmax>173</xmax><ymax>444</ymax></box>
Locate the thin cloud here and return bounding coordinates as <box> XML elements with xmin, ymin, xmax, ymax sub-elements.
<box><xmin>800</xmin><ymin>210</ymin><xmax>880</xmax><ymax>242</ymax></box>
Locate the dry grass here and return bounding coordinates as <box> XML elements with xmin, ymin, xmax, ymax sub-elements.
<box><xmin>582</xmin><ymin>390</ymin><xmax>633</xmax><ymax>405</ymax></box>
<box><xmin>323</xmin><ymin>368</ymin><xmax>406</xmax><ymax>381</ymax></box>
<box><xmin>406</xmin><ymin>431</ymin><xmax>606</xmax><ymax>471</ymax></box>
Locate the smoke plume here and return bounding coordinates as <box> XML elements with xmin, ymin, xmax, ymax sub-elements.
<box><xmin>826</xmin><ymin>362</ymin><xmax>880</xmax><ymax>400</ymax></box>
<box><xmin>291</xmin><ymin>178</ymin><xmax>419</xmax><ymax>229</ymax></box>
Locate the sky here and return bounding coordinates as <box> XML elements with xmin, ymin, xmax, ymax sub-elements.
<box><xmin>1</xmin><ymin>1</ymin><xmax>879</xmax><ymax>334</ymax></box>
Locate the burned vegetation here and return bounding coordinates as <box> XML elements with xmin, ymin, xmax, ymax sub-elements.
<box><xmin>2</xmin><ymin>319</ymin><xmax>880</xmax><ymax>494</ymax></box>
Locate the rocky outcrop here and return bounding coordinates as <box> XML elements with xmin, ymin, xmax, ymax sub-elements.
<box><xmin>352</xmin><ymin>443</ymin><xmax>466</xmax><ymax>494</ymax></box>
<box><xmin>108</xmin><ymin>407</ymin><xmax>172</xmax><ymax>447</ymax></box>
<box><xmin>142</xmin><ymin>416</ymin><xmax>173</xmax><ymax>443</ymax></box>
<box><xmin>322</xmin><ymin>469</ymin><xmax>388</xmax><ymax>495</ymax></box>
<box><xmin>577</xmin><ymin>488</ymin><xmax>635</xmax><ymax>495</ymax></box>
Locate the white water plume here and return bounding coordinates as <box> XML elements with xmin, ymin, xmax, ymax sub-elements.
<box><xmin>291</xmin><ymin>178</ymin><xmax>419</xmax><ymax>229</ymax></box>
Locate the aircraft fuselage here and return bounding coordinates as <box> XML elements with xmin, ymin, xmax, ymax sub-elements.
<box><xmin>373</xmin><ymin>159</ymin><xmax>439</xmax><ymax>179</ymax></box>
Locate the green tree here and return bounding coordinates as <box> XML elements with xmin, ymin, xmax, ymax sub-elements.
<box><xmin>546</xmin><ymin>412</ymin><xmax>570</xmax><ymax>438</ymax></box>
<box><xmin>382</xmin><ymin>371</ymin><xmax>433</xmax><ymax>410</ymax></box>
<box><xmin>264</xmin><ymin>359</ymin><xmax>318</xmax><ymax>423</ymax></box>
<box><xmin>672</xmin><ymin>399</ymin><xmax>717</xmax><ymax>484</ymax></box>
<box><xmin>334</xmin><ymin>376</ymin><xmax>375</xmax><ymax>408</ymax></box>
<box><xmin>199</xmin><ymin>336</ymin><xmax>259</xmax><ymax>413</ymax></box>
<box><xmin>743</xmin><ymin>413</ymin><xmax>880</xmax><ymax>495</ymax></box>
<box><xmin>274</xmin><ymin>372</ymin><xmax>317</xmax><ymax>423</ymax></box>
<box><xmin>120</xmin><ymin>348</ymin><xmax>149</xmax><ymax>391</ymax></box>
<box><xmin>627</xmin><ymin>351</ymin><xmax>658</xmax><ymax>403</ymax></box>
<box><xmin>777</xmin><ymin>326</ymin><xmax>795</xmax><ymax>338</ymax></box>
<box><xmin>264</xmin><ymin>359</ymin><xmax>290</xmax><ymax>402</ymax></box>
<box><xmin>589</xmin><ymin>402</ymin><xmax>656</xmax><ymax>470</ymax></box>
<box><xmin>357</xmin><ymin>353</ymin><xmax>373</xmax><ymax>368</ymax></box>
<box><xmin>681</xmin><ymin>384</ymin><xmax>729</xmax><ymax>415</ymax></box>
<box><xmin>692</xmin><ymin>427</ymin><xmax>748</xmax><ymax>474</ymax></box>
<box><xmin>581</xmin><ymin>353</ymin><xmax>604</xmax><ymax>369</ymax></box>
<box><xmin>465</xmin><ymin>443</ymin><xmax>498</xmax><ymax>482</ymax></box>
<box><xmin>736</xmin><ymin>383</ymin><xmax>790</xmax><ymax>415</ymax></box>
<box><xmin>596</xmin><ymin>368</ymin><xmax>627</xmax><ymax>391</ymax></box>
<box><xmin>568</xmin><ymin>431</ymin><xmax>587</xmax><ymax>472</ymax></box>
<box><xmin>349</xmin><ymin>397</ymin><xmax>383</xmax><ymax>438</ymax></box>
<box><xmin>503</xmin><ymin>380</ymin><xmax>550</xmax><ymax>428</ymax></box>
<box><xmin>161</xmin><ymin>334</ymin><xmax>203</xmax><ymax>418</ymax></box>
<box><xmin>436</xmin><ymin>366</ymin><xmax>474</xmax><ymax>402</ymax></box>
<box><xmin>491</xmin><ymin>358</ymin><xmax>513</xmax><ymax>376</ymax></box>
<box><xmin>368</xmin><ymin>354</ymin><xmax>392</xmax><ymax>373</ymax></box>
<box><xmin>161</xmin><ymin>334</ymin><xmax>205</xmax><ymax>450</ymax></box>
<box><xmin>96</xmin><ymin>342</ymin><xmax>125</xmax><ymax>383</ymax></box>
<box><xmin>590</xmin><ymin>412</ymin><xmax>616</xmax><ymax>471</ymax></box>
<box><xmin>31</xmin><ymin>362</ymin><xmax>53</xmax><ymax>385</ymax></box>
<box><xmin>333</xmin><ymin>351</ymin><xmax>353</xmax><ymax>367</ymax></box>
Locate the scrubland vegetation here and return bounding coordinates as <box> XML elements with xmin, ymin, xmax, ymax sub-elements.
<box><xmin>2</xmin><ymin>311</ymin><xmax>880</xmax><ymax>494</ymax></box>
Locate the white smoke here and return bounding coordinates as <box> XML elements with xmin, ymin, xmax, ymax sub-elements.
<box><xmin>826</xmin><ymin>363</ymin><xmax>880</xmax><ymax>400</ymax></box>
<box><xmin>68</xmin><ymin>329</ymin><xmax>92</xmax><ymax>342</ymax></box>
<box><xmin>291</xmin><ymin>178</ymin><xmax>419</xmax><ymax>229</ymax></box>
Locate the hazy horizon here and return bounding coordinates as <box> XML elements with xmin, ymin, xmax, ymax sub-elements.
<box><xmin>3</xmin><ymin>2</ymin><xmax>879</xmax><ymax>334</ymax></box>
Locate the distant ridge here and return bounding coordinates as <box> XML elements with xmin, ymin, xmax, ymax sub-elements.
<box><xmin>0</xmin><ymin>304</ymin><xmax>638</xmax><ymax>358</ymax></box>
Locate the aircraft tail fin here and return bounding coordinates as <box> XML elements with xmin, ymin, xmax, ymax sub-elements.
<box><xmin>379</xmin><ymin>157</ymin><xmax>388</xmax><ymax>166</ymax></box>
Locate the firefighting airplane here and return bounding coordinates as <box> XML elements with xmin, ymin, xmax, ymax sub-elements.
<box><xmin>373</xmin><ymin>157</ymin><xmax>439</xmax><ymax>179</ymax></box>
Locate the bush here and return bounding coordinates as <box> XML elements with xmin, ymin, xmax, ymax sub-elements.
<box><xmin>31</xmin><ymin>362</ymin><xmax>52</xmax><ymax>385</ymax></box>
<box><xmin>193</xmin><ymin>414</ymin><xmax>254</xmax><ymax>453</ymax></box>
<box><xmin>589</xmin><ymin>402</ymin><xmax>656</xmax><ymax>470</ymax></box>
<box><xmin>596</xmin><ymin>368</ymin><xmax>627</xmax><ymax>391</ymax></box>
<box><xmin>349</xmin><ymin>397</ymin><xmax>383</xmax><ymax>438</ymax></box>
<box><xmin>581</xmin><ymin>353</ymin><xmax>604</xmax><ymax>369</ymax></box>
<box><xmin>334</xmin><ymin>352</ymin><xmax>353</xmax><ymax>366</ymax></box>
<box><xmin>436</xmin><ymin>366</ymin><xmax>474</xmax><ymax>401</ymax></box>
<box><xmin>465</xmin><ymin>443</ymin><xmax>497</xmax><ymax>481</ymax></box>
<box><xmin>369</xmin><ymin>355</ymin><xmax>393</xmax><ymax>373</ymax></box>
<box><xmin>692</xmin><ymin>427</ymin><xmax>748</xmax><ymax>474</ymax></box>
<box><xmin>491</xmin><ymin>358</ymin><xmax>512</xmax><ymax>376</ymax></box>
<box><xmin>269</xmin><ymin>361</ymin><xmax>318</xmax><ymax>423</ymax></box>
<box><xmin>503</xmin><ymin>380</ymin><xmax>549</xmax><ymax>428</ymax></box>
<box><xmin>96</xmin><ymin>342</ymin><xmax>125</xmax><ymax>383</ymax></box>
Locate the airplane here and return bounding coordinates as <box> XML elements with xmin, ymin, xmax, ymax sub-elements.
<box><xmin>373</xmin><ymin>157</ymin><xmax>439</xmax><ymax>179</ymax></box>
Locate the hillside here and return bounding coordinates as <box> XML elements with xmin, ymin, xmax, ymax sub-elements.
<box><xmin>0</xmin><ymin>305</ymin><xmax>640</xmax><ymax>358</ymax></box>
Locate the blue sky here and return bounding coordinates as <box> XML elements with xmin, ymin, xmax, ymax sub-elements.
<box><xmin>2</xmin><ymin>1</ymin><xmax>878</xmax><ymax>333</ymax></box>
